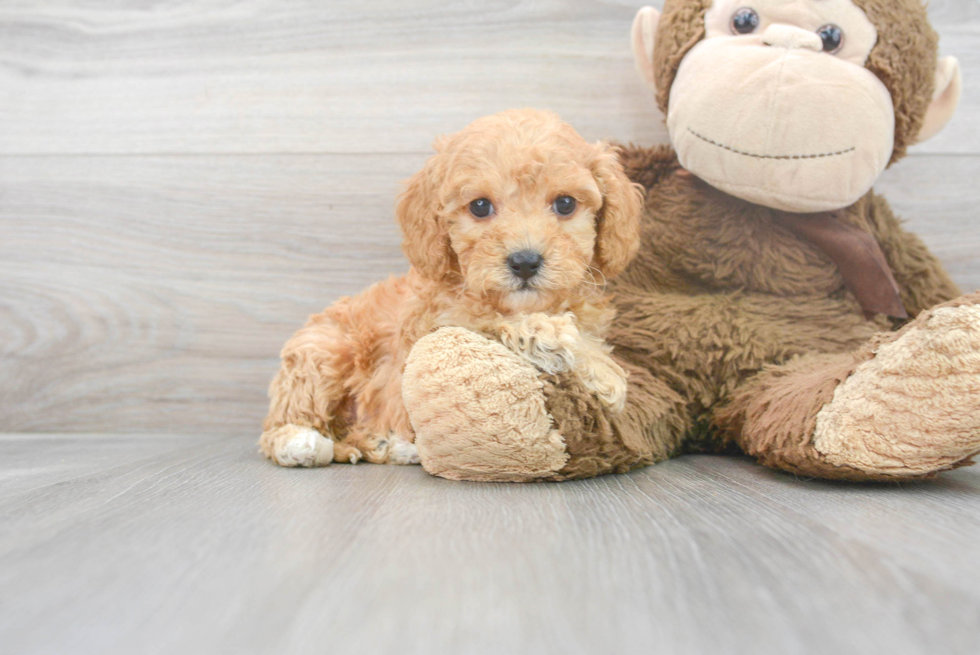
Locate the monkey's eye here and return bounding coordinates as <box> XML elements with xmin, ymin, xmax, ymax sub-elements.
<box><xmin>817</xmin><ymin>24</ymin><xmax>844</xmax><ymax>54</ymax></box>
<box><xmin>469</xmin><ymin>198</ymin><xmax>495</xmax><ymax>219</ymax></box>
<box><xmin>730</xmin><ymin>7</ymin><xmax>760</xmax><ymax>35</ymax></box>
<box><xmin>552</xmin><ymin>196</ymin><xmax>577</xmax><ymax>217</ymax></box>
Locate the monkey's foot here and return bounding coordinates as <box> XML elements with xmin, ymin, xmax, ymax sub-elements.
<box><xmin>403</xmin><ymin>327</ymin><xmax>569</xmax><ymax>482</ymax></box>
<box><xmin>813</xmin><ymin>298</ymin><xmax>980</xmax><ymax>477</ymax></box>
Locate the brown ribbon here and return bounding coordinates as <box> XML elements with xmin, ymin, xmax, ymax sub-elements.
<box><xmin>775</xmin><ymin>211</ymin><xmax>908</xmax><ymax>320</ymax></box>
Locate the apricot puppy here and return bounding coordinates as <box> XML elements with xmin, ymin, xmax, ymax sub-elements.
<box><xmin>260</xmin><ymin>109</ymin><xmax>643</xmax><ymax>467</ymax></box>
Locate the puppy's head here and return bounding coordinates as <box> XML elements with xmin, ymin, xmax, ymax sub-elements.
<box><xmin>397</xmin><ymin>109</ymin><xmax>643</xmax><ymax>313</ymax></box>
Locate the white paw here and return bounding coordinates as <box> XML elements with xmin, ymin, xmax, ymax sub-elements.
<box><xmin>500</xmin><ymin>312</ymin><xmax>579</xmax><ymax>374</ymax></box>
<box><xmin>276</xmin><ymin>427</ymin><xmax>335</xmax><ymax>468</ymax></box>
<box><xmin>388</xmin><ymin>437</ymin><xmax>421</xmax><ymax>465</ymax></box>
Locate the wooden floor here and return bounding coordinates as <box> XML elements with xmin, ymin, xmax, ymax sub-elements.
<box><xmin>2</xmin><ymin>433</ymin><xmax>980</xmax><ymax>655</ymax></box>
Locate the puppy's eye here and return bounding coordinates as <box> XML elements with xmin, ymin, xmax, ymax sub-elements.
<box><xmin>469</xmin><ymin>198</ymin><xmax>494</xmax><ymax>219</ymax></box>
<box><xmin>730</xmin><ymin>7</ymin><xmax>760</xmax><ymax>35</ymax></box>
<box><xmin>816</xmin><ymin>24</ymin><xmax>844</xmax><ymax>54</ymax></box>
<box><xmin>552</xmin><ymin>196</ymin><xmax>577</xmax><ymax>217</ymax></box>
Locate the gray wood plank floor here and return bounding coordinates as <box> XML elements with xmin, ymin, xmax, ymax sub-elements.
<box><xmin>2</xmin><ymin>434</ymin><xmax>980</xmax><ymax>655</ymax></box>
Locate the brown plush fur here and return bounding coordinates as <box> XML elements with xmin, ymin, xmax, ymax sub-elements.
<box><xmin>261</xmin><ymin>109</ymin><xmax>643</xmax><ymax>466</ymax></box>
<box><xmin>542</xmin><ymin>359</ymin><xmax>687</xmax><ymax>480</ymax></box>
<box><xmin>715</xmin><ymin>351</ymin><xmax>875</xmax><ymax>480</ymax></box>
<box><xmin>716</xmin><ymin>292</ymin><xmax>980</xmax><ymax>480</ymax></box>
<box><xmin>602</xmin><ymin>142</ymin><xmax>978</xmax><ymax>480</ymax></box>
<box><xmin>582</xmin><ymin>0</ymin><xmax>977</xmax><ymax>481</ymax></box>
<box><xmin>651</xmin><ymin>0</ymin><xmax>938</xmax><ymax>165</ymax></box>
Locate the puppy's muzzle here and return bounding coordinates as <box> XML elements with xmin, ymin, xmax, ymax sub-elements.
<box><xmin>507</xmin><ymin>250</ymin><xmax>544</xmax><ymax>283</ymax></box>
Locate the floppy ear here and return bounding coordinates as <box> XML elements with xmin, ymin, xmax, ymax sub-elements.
<box><xmin>395</xmin><ymin>151</ymin><xmax>455</xmax><ymax>281</ymax></box>
<box><xmin>591</xmin><ymin>145</ymin><xmax>644</xmax><ymax>279</ymax></box>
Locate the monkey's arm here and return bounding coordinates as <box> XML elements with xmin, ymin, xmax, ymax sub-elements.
<box><xmin>863</xmin><ymin>192</ymin><xmax>962</xmax><ymax>317</ymax></box>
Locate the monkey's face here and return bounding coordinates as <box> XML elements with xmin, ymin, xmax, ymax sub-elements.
<box><xmin>668</xmin><ymin>0</ymin><xmax>894</xmax><ymax>213</ymax></box>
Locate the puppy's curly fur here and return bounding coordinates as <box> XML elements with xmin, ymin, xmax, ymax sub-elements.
<box><xmin>260</xmin><ymin>109</ymin><xmax>644</xmax><ymax>467</ymax></box>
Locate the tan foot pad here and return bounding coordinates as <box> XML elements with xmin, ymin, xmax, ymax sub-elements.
<box><xmin>403</xmin><ymin>327</ymin><xmax>569</xmax><ymax>482</ymax></box>
<box><xmin>813</xmin><ymin>304</ymin><xmax>980</xmax><ymax>476</ymax></box>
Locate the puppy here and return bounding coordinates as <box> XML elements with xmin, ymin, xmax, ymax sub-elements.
<box><xmin>260</xmin><ymin>109</ymin><xmax>643</xmax><ymax>467</ymax></box>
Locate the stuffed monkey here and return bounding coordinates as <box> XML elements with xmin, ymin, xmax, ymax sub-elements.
<box><xmin>404</xmin><ymin>0</ymin><xmax>980</xmax><ymax>482</ymax></box>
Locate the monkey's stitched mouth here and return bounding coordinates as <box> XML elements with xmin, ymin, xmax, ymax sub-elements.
<box><xmin>688</xmin><ymin>128</ymin><xmax>856</xmax><ymax>161</ymax></box>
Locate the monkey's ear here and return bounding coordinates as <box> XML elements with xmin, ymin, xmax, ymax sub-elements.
<box><xmin>916</xmin><ymin>56</ymin><xmax>962</xmax><ymax>144</ymax></box>
<box><xmin>631</xmin><ymin>7</ymin><xmax>661</xmax><ymax>91</ymax></box>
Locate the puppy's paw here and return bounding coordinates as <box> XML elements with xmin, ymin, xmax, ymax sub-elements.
<box><xmin>333</xmin><ymin>441</ymin><xmax>363</xmax><ymax>465</ymax></box>
<box><xmin>358</xmin><ymin>433</ymin><xmax>419</xmax><ymax>466</ymax></box>
<box><xmin>388</xmin><ymin>437</ymin><xmax>421</xmax><ymax>465</ymax></box>
<box><xmin>577</xmin><ymin>352</ymin><xmax>629</xmax><ymax>413</ymax></box>
<box><xmin>499</xmin><ymin>312</ymin><xmax>579</xmax><ymax>374</ymax></box>
<box><xmin>260</xmin><ymin>424</ymin><xmax>335</xmax><ymax>468</ymax></box>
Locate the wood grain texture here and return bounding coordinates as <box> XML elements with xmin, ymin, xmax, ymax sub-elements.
<box><xmin>1</xmin><ymin>154</ymin><xmax>979</xmax><ymax>435</ymax></box>
<box><xmin>0</xmin><ymin>154</ymin><xmax>416</xmax><ymax>434</ymax></box>
<box><xmin>0</xmin><ymin>0</ymin><xmax>665</xmax><ymax>154</ymax></box>
<box><xmin>1</xmin><ymin>434</ymin><xmax>980</xmax><ymax>655</ymax></box>
<box><xmin>0</xmin><ymin>0</ymin><xmax>977</xmax><ymax>155</ymax></box>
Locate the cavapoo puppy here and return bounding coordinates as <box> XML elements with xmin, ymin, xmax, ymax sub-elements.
<box><xmin>260</xmin><ymin>109</ymin><xmax>643</xmax><ymax>467</ymax></box>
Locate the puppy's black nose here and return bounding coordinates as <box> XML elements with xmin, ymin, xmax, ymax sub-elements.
<box><xmin>507</xmin><ymin>250</ymin><xmax>544</xmax><ymax>281</ymax></box>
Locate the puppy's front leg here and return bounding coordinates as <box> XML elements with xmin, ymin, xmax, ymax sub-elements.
<box><xmin>572</xmin><ymin>335</ymin><xmax>628</xmax><ymax>413</ymax></box>
<box><xmin>498</xmin><ymin>313</ymin><xmax>628</xmax><ymax>413</ymax></box>
<box><xmin>498</xmin><ymin>312</ymin><xmax>579</xmax><ymax>374</ymax></box>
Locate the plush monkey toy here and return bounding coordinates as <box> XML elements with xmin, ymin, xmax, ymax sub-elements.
<box><xmin>403</xmin><ymin>0</ymin><xmax>980</xmax><ymax>482</ymax></box>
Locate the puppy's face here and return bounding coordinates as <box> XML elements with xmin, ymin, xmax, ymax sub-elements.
<box><xmin>444</xmin><ymin>130</ymin><xmax>605</xmax><ymax>312</ymax></box>
<box><xmin>397</xmin><ymin>110</ymin><xmax>643</xmax><ymax>313</ymax></box>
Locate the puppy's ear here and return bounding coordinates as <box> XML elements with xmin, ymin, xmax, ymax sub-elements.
<box><xmin>591</xmin><ymin>144</ymin><xmax>643</xmax><ymax>279</ymax></box>
<box><xmin>396</xmin><ymin>152</ymin><xmax>455</xmax><ymax>281</ymax></box>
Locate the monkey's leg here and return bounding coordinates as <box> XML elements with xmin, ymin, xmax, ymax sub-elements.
<box><xmin>403</xmin><ymin>327</ymin><xmax>689</xmax><ymax>482</ymax></box>
<box><xmin>717</xmin><ymin>293</ymin><xmax>980</xmax><ymax>480</ymax></box>
<box><xmin>609</xmin><ymin>286</ymin><xmax>886</xmax><ymax>452</ymax></box>
<box><xmin>403</xmin><ymin>327</ymin><xmax>569</xmax><ymax>482</ymax></box>
<box><xmin>543</xmin><ymin>359</ymin><xmax>690</xmax><ymax>481</ymax></box>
